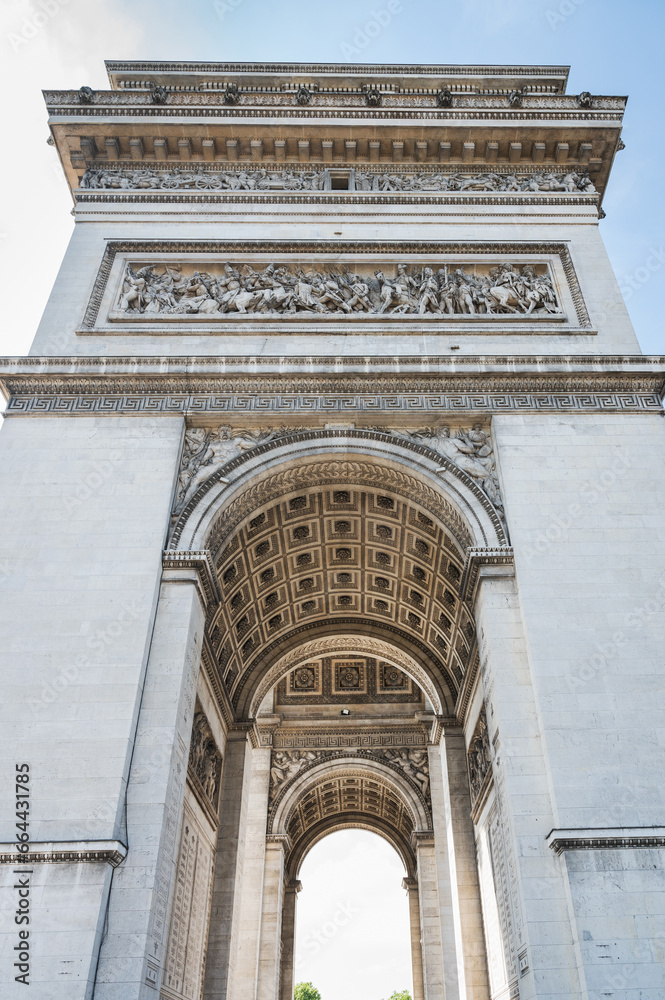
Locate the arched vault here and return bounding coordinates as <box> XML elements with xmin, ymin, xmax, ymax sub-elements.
<box><xmin>170</xmin><ymin>435</ymin><xmax>504</xmax><ymax>722</ymax></box>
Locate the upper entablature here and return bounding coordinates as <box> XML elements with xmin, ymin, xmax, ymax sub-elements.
<box><xmin>103</xmin><ymin>61</ymin><xmax>571</xmax><ymax>95</ymax></box>
<box><xmin>43</xmin><ymin>62</ymin><xmax>626</xmax><ymax>204</ymax></box>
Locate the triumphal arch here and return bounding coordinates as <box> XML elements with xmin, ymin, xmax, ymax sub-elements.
<box><xmin>1</xmin><ymin>61</ymin><xmax>664</xmax><ymax>1000</ymax></box>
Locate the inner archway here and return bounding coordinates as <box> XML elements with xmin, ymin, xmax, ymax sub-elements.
<box><xmin>294</xmin><ymin>830</ymin><xmax>413</xmax><ymax>1000</ymax></box>
<box><xmin>191</xmin><ymin>450</ymin><xmax>494</xmax><ymax>1000</ymax></box>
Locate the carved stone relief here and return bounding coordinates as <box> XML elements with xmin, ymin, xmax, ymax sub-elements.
<box><xmin>81</xmin><ymin>166</ymin><xmax>596</xmax><ymax>195</ymax></box>
<box><xmin>187</xmin><ymin>711</ymin><xmax>223</xmax><ymax>811</ymax></box>
<box><xmin>468</xmin><ymin>710</ymin><xmax>492</xmax><ymax>804</ymax></box>
<box><xmin>113</xmin><ymin>259</ymin><xmax>562</xmax><ymax>319</ymax></box>
<box><xmin>175</xmin><ymin>426</ymin><xmax>293</xmax><ymax>514</ymax></box>
<box><xmin>268</xmin><ymin>745</ymin><xmax>431</xmax><ymax>809</ymax></box>
<box><xmin>387</xmin><ymin>425</ymin><xmax>504</xmax><ymax>516</ymax></box>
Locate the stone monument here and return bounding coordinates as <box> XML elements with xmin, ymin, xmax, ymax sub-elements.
<box><xmin>0</xmin><ymin>61</ymin><xmax>663</xmax><ymax>1000</ymax></box>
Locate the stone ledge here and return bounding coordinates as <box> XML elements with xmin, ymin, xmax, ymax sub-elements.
<box><xmin>546</xmin><ymin>827</ymin><xmax>665</xmax><ymax>854</ymax></box>
<box><xmin>0</xmin><ymin>840</ymin><xmax>128</xmax><ymax>867</ymax></box>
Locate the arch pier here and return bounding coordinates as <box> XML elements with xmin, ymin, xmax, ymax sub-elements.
<box><xmin>158</xmin><ymin>435</ymin><xmax>505</xmax><ymax>1000</ymax></box>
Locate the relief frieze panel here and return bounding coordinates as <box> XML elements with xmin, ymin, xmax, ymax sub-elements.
<box><xmin>81</xmin><ymin>240</ymin><xmax>590</xmax><ymax>332</ymax></box>
<box><xmin>187</xmin><ymin>711</ymin><xmax>223</xmax><ymax>818</ymax></box>
<box><xmin>268</xmin><ymin>745</ymin><xmax>431</xmax><ymax>812</ymax></box>
<box><xmin>80</xmin><ymin>165</ymin><xmax>597</xmax><ymax>195</ymax></box>
<box><xmin>111</xmin><ymin>258</ymin><xmax>563</xmax><ymax>321</ymax></box>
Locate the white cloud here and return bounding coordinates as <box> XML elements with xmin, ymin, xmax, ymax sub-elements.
<box><xmin>295</xmin><ymin>831</ymin><xmax>413</xmax><ymax>1000</ymax></box>
<box><xmin>0</xmin><ymin>0</ymin><xmax>145</xmax><ymax>357</ymax></box>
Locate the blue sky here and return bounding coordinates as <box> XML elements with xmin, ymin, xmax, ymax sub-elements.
<box><xmin>1</xmin><ymin>0</ymin><xmax>664</xmax><ymax>354</ymax></box>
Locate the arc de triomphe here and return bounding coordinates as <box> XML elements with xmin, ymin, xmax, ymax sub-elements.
<box><xmin>0</xmin><ymin>61</ymin><xmax>664</xmax><ymax>1000</ymax></box>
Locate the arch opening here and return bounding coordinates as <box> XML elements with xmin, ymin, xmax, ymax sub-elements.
<box><xmin>294</xmin><ymin>830</ymin><xmax>414</xmax><ymax>1000</ymax></box>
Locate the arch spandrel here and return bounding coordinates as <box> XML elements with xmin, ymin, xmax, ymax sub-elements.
<box><xmin>270</xmin><ymin>756</ymin><xmax>432</xmax><ymax>881</ymax></box>
<box><xmin>172</xmin><ymin>430</ymin><xmax>507</xmax><ymax>556</ymax></box>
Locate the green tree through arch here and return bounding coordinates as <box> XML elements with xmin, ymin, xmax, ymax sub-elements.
<box><xmin>294</xmin><ymin>982</ymin><xmax>322</xmax><ymax>1000</ymax></box>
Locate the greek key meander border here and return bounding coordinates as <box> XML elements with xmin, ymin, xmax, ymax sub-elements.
<box><xmin>6</xmin><ymin>391</ymin><xmax>661</xmax><ymax>418</ymax></box>
<box><xmin>80</xmin><ymin>240</ymin><xmax>591</xmax><ymax>330</ymax></box>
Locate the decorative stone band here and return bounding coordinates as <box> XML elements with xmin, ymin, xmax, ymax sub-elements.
<box><xmin>546</xmin><ymin>827</ymin><xmax>665</xmax><ymax>854</ymax></box>
<box><xmin>271</xmin><ymin>727</ymin><xmax>429</xmax><ymax>750</ymax></box>
<box><xmin>81</xmin><ymin>239</ymin><xmax>590</xmax><ymax>330</ymax></box>
<box><xmin>0</xmin><ymin>840</ymin><xmax>128</xmax><ymax>867</ymax></box>
<box><xmin>79</xmin><ymin>166</ymin><xmax>598</xmax><ymax>196</ymax></box>
<box><xmin>162</xmin><ymin>550</ymin><xmax>221</xmax><ymax>609</ymax></box>
<box><xmin>459</xmin><ymin>547</ymin><xmax>515</xmax><ymax>604</ymax></box>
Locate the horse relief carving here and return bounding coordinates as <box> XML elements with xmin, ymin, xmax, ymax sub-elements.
<box><xmin>113</xmin><ymin>260</ymin><xmax>562</xmax><ymax>319</ymax></box>
<box><xmin>82</xmin><ymin>166</ymin><xmax>596</xmax><ymax>195</ymax></box>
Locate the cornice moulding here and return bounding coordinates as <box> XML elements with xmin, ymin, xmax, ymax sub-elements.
<box><xmin>1</xmin><ymin>355</ymin><xmax>664</xmax><ymax>374</ymax></box>
<box><xmin>547</xmin><ymin>827</ymin><xmax>665</xmax><ymax>854</ymax></box>
<box><xmin>162</xmin><ymin>550</ymin><xmax>221</xmax><ymax>608</ymax></box>
<box><xmin>1</xmin><ymin>368</ymin><xmax>663</xmax><ymax>417</ymax></box>
<box><xmin>0</xmin><ymin>840</ymin><xmax>128</xmax><ymax>867</ymax></box>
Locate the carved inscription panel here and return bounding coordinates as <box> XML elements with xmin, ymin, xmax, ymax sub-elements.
<box><xmin>161</xmin><ymin>794</ymin><xmax>216</xmax><ymax>1000</ymax></box>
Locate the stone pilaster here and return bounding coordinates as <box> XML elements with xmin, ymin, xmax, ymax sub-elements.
<box><xmin>94</xmin><ymin>565</ymin><xmax>206</xmax><ymax>1000</ymax></box>
<box><xmin>256</xmin><ymin>835</ymin><xmax>290</xmax><ymax>1000</ymax></box>
<box><xmin>202</xmin><ymin>729</ymin><xmax>253</xmax><ymax>1000</ymax></box>
<box><xmin>472</xmin><ymin>561</ymin><xmax>585</xmax><ymax>1000</ymax></box>
<box><xmin>413</xmin><ymin>832</ymin><xmax>445</xmax><ymax>1000</ymax></box>
<box><xmin>225</xmin><ymin>745</ymin><xmax>272</xmax><ymax>1000</ymax></box>
<box><xmin>440</xmin><ymin>730</ymin><xmax>490</xmax><ymax>1000</ymax></box>
<box><xmin>279</xmin><ymin>879</ymin><xmax>302</xmax><ymax>1000</ymax></box>
<box><xmin>402</xmin><ymin>877</ymin><xmax>425</xmax><ymax>1000</ymax></box>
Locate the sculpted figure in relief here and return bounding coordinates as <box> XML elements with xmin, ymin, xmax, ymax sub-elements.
<box><xmin>175</xmin><ymin>425</ymin><xmax>306</xmax><ymax>514</ymax></box>
<box><xmin>391</xmin><ymin>424</ymin><xmax>504</xmax><ymax>516</ymax></box>
<box><xmin>467</xmin><ymin>713</ymin><xmax>492</xmax><ymax>803</ymax></box>
<box><xmin>269</xmin><ymin>750</ymin><xmax>319</xmax><ymax>804</ymax></box>
<box><xmin>188</xmin><ymin>712</ymin><xmax>223</xmax><ymax>805</ymax></box>
<box><xmin>82</xmin><ymin>166</ymin><xmax>596</xmax><ymax>195</ymax></box>
<box><xmin>115</xmin><ymin>260</ymin><xmax>561</xmax><ymax>319</ymax></box>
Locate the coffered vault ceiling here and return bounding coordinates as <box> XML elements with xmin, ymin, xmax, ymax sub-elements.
<box><xmin>209</xmin><ymin>486</ymin><xmax>478</xmax><ymax>713</ymax></box>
